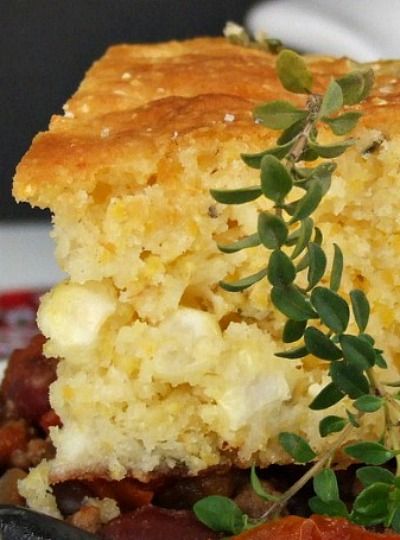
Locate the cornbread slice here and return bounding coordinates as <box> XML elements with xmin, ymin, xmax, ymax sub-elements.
<box><xmin>13</xmin><ymin>38</ymin><xmax>400</xmax><ymax>515</ymax></box>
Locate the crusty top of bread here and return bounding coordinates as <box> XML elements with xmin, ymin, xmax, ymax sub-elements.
<box><xmin>13</xmin><ymin>37</ymin><xmax>400</xmax><ymax>207</ymax></box>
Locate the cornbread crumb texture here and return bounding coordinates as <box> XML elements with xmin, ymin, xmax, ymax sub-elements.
<box><xmin>18</xmin><ymin>461</ymin><xmax>61</xmax><ymax>518</ymax></box>
<box><xmin>13</xmin><ymin>38</ymin><xmax>400</xmax><ymax>509</ymax></box>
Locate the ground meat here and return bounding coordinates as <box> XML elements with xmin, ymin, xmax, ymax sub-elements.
<box><xmin>0</xmin><ymin>467</ymin><xmax>27</xmax><ymax>505</ymax></box>
<box><xmin>67</xmin><ymin>505</ymin><xmax>102</xmax><ymax>534</ymax></box>
<box><xmin>1</xmin><ymin>334</ymin><xmax>57</xmax><ymax>423</ymax></box>
<box><xmin>10</xmin><ymin>436</ymin><xmax>55</xmax><ymax>469</ymax></box>
<box><xmin>100</xmin><ymin>505</ymin><xmax>220</xmax><ymax>540</ymax></box>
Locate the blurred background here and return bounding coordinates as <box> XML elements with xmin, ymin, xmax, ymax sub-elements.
<box><xmin>0</xmin><ymin>0</ymin><xmax>398</xmax><ymax>285</ymax></box>
<box><xmin>1</xmin><ymin>0</ymin><xmax>256</xmax><ymax>222</ymax></box>
<box><xmin>0</xmin><ymin>0</ymin><xmax>255</xmax><ymax>297</ymax></box>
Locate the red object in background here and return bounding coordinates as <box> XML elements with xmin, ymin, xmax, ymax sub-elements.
<box><xmin>0</xmin><ymin>289</ymin><xmax>46</xmax><ymax>359</ymax></box>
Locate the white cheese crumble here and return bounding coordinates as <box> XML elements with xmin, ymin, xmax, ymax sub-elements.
<box><xmin>224</xmin><ymin>113</ymin><xmax>236</xmax><ymax>123</ymax></box>
<box><xmin>219</xmin><ymin>373</ymin><xmax>290</xmax><ymax>430</ymax></box>
<box><xmin>38</xmin><ymin>281</ymin><xmax>117</xmax><ymax>355</ymax></box>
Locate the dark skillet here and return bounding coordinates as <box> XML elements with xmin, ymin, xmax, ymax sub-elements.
<box><xmin>0</xmin><ymin>505</ymin><xmax>99</xmax><ymax>540</ymax></box>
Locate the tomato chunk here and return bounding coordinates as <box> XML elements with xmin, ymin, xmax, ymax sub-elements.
<box><xmin>234</xmin><ymin>515</ymin><xmax>400</xmax><ymax>540</ymax></box>
<box><xmin>88</xmin><ymin>478</ymin><xmax>154</xmax><ymax>511</ymax></box>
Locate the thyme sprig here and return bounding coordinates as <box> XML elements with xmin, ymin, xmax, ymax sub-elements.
<box><xmin>223</xmin><ymin>21</ymin><xmax>283</xmax><ymax>54</ymax></box>
<box><xmin>194</xmin><ymin>48</ymin><xmax>400</xmax><ymax>535</ymax></box>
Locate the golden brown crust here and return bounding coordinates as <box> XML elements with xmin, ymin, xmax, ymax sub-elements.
<box><xmin>14</xmin><ymin>94</ymin><xmax>262</xmax><ymax>202</ymax></box>
<box><xmin>15</xmin><ymin>36</ymin><xmax>396</xmax><ymax>207</ymax></box>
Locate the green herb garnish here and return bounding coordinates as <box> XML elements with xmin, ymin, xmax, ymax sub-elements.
<box><xmin>223</xmin><ymin>21</ymin><xmax>283</xmax><ymax>54</ymax></box>
<box><xmin>194</xmin><ymin>39</ymin><xmax>400</xmax><ymax>536</ymax></box>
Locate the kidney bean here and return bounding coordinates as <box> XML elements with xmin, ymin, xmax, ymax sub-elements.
<box><xmin>53</xmin><ymin>481</ymin><xmax>95</xmax><ymax>516</ymax></box>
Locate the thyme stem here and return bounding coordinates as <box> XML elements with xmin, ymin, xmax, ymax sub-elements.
<box><xmin>367</xmin><ymin>367</ymin><xmax>385</xmax><ymax>396</ymax></box>
<box><xmin>261</xmin><ymin>420</ymin><xmax>357</xmax><ymax>520</ymax></box>
<box><xmin>286</xmin><ymin>94</ymin><xmax>322</xmax><ymax>164</ymax></box>
<box><xmin>366</xmin><ymin>368</ymin><xmax>400</xmax><ymax>474</ymax></box>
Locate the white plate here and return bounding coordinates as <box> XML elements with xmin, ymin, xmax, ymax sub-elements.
<box><xmin>246</xmin><ymin>0</ymin><xmax>399</xmax><ymax>61</ymax></box>
<box><xmin>0</xmin><ymin>222</ymin><xmax>65</xmax><ymax>291</ymax></box>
